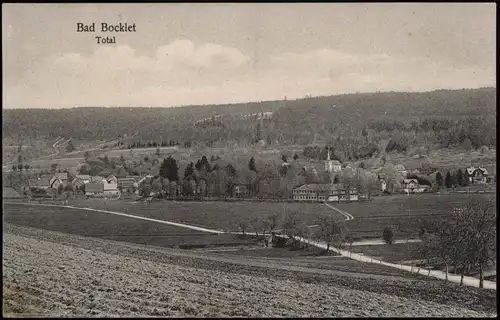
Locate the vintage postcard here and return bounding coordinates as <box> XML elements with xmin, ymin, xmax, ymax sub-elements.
<box><xmin>2</xmin><ymin>3</ymin><xmax>496</xmax><ymax>317</ymax></box>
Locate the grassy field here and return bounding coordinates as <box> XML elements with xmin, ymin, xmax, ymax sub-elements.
<box><xmin>335</xmin><ymin>193</ymin><xmax>496</xmax><ymax>239</ymax></box>
<box><xmin>349</xmin><ymin>243</ymin><xmax>423</xmax><ymax>263</ymax></box>
<box><xmin>3</xmin><ymin>203</ymin><xmax>255</xmax><ymax>249</ymax></box>
<box><xmin>68</xmin><ymin>199</ymin><xmax>345</xmax><ymax>231</ymax></box>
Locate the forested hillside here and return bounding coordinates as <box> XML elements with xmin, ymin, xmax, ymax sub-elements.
<box><xmin>3</xmin><ymin>88</ymin><xmax>496</xmax><ymax>150</ymax></box>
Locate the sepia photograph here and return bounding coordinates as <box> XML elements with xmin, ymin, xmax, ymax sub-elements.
<box><xmin>2</xmin><ymin>3</ymin><xmax>496</xmax><ymax>317</ymax></box>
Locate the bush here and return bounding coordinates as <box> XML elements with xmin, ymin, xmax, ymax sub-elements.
<box><xmin>382</xmin><ymin>226</ymin><xmax>394</xmax><ymax>244</ymax></box>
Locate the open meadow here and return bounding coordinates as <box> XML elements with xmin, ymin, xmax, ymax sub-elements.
<box><xmin>66</xmin><ymin>199</ymin><xmax>345</xmax><ymax>232</ymax></box>
<box><xmin>3</xmin><ymin>203</ymin><xmax>252</xmax><ymax>249</ymax></box>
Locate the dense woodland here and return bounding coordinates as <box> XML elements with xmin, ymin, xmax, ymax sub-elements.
<box><xmin>4</xmin><ymin>88</ymin><xmax>496</xmax><ymax>158</ymax></box>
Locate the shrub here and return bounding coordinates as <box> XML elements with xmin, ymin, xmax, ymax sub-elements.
<box><xmin>382</xmin><ymin>226</ymin><xmax>394</xmax><ymax>244</ymax></box>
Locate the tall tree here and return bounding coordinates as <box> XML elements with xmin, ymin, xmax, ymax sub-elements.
<box><xmin>445</xmin><ymin>171</ymin><xmax>453</xmax><ymax>189</ymax></box>
<box><xmin>184</xmin><ymin>162</ymin><xmax>194</xmax><ymax>180</ymax></box>
<box><xmin>456</xmin><ymin>169</ymin><xmax>464</xmax><ymax>187</ymax></box>
<box><xmin>159</xmin><ymin>158</ymin><xmax>169</xmax><ymax>179</ymax></box>
<box><xmin>165</xmin><ymin>156</ymin><xmax>179</xmax><ymax>182</ymax></box>
<box><xmin>66</xmin><ymin>140</ymin><xmax>75</xmax><ymax>152</ymax></box>
<box><xmin>315</xmin><ymin>212</ymin><xmax>346</xmax><ymax>252</ymax></box>
<box><xmin>248</xmin><ymin>157</ymin><xmax>257</xmax><ymax>172</ymax></box>
<box><xmin>435</xmin><ymin>172</ymin><xmax>443</xmax><ymax>189</ymax></box>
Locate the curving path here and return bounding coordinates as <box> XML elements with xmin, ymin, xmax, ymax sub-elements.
<box><xmin>4</xmin><ymin>201</ymin><xmax>495</xmax><ymax>290</ymax></box>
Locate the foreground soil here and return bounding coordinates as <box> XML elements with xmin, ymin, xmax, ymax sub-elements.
<box><xmin>3</xmin><ymin>225</ymin><xmax>496</xmax><ymax>317</ymax></box>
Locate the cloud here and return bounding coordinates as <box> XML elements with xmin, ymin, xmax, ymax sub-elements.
<box><xmin>3</xmin><ymin>40</ymin><xmax>494</xmax><ymax>109</ymax></box>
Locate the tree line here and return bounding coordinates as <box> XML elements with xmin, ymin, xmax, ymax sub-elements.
<box><xmin>3</xmin><ymin>88</ymin><xmax>494</xmax><ymax>152</ymax></box>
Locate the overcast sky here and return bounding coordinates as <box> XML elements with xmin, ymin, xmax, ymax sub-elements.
<box><xmin>2</xmin><ymin>3</ymin><xmax>496</xmax><ymax>109</ymax></box>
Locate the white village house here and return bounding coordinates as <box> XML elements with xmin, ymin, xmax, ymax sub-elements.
<box><xmin>401</xmin><ymin>179</ymin><xmax>431</xmax><ymax>194</ymax></box>
<box><xmin>466</xmin><ymin>166</ymin><xmax>490</xmax><ymax>184</ymax></box>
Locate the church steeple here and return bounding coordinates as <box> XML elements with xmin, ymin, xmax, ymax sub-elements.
<box><xmin>327</xmin><ymin>147</ymin><xmax>331</xmax><ymax>161</ymax></box>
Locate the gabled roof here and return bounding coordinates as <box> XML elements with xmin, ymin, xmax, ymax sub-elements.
<box><xmin>294</xmin><ymin>183</ymin><xmax>347</xmax><ymax>192</ymax></box>
<box><xmin>329</xmin><ymin>160</ymin><xmax>341</xmax><ymax>165</ymax></box>
<box><xmin>85</xmin><ymin>182</ymin><xmax>104</xmax><ymax>193</ymax></box>
<box><xmin>466</xmin><ymin>166</ymin><xmax>488</xmax><ymax>175</ymax></box>
<box><xmin>75</xmin><ymin>175</ymin><xmax>91</xmax><ymax>181</ymax></box>
<box><xmin>29</xmin><ymin>178</ymin><xmax>50</xmax><ymax>187</ymax></box>
<box><xmin>395</xmin><ymin>164</ymin><xmax>406</xmax><ymax>171</ymax></box>
<box><xmin>118</xmin><ymin>177</ymin><xmax>137</xmax><ymax>182</ymax></box>
<box><xmin>103</xmin><ymin>182</ymin><xmax>118</xmax><ymax>191</ymax></box>
<box><xmin>403</xmin><ymin>179</ymin><xmax>418</xmax><ymax>184</ymax></box>
<box><xmin>90</xmin><ymin>176</ymin><xmax>105</xmax><ymax>183</ymax></box>
<box><xmin>99</xmin><ymin>168</ymin><xmax>113</xmax><ymax>177</ymax></box>
<box><xmin>54</xmin><ymin>172</ymin><xmax>68</xmax><ymax>180</ymax></box>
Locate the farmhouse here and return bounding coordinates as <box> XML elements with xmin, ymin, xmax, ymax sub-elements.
<box><xmin>49</xmin><ymin>172</ymin><xmax>69</xmax><ymax>189</ymax></box>
<box><xmin>293</xmin><ymin>183</ymin><xmax>359</xmax><ymax>202</ymax></box>
<box><xmin>85</xmin><ymin>182</ymin><xmax>104</xmax><ymax>197</ymax></box>
<box><xmin>106</xmin><ymin>174</ymin><xmax>118</xmax><ymax>184</ymax></box>
<box><xmin>103</xmin><ymin>180</ymin><xmax>119</xmax><ymax>198</ymax></box>
<box><xmin>72</xmin><ymin>175</ymin><xmax>91</xmax><ymax>192</ymax></box>
<box><xmin>117</xmin><ymin>177</ymin><xmax>137</xmax><ymax>194</ymax></box>
<box><xmin>401</xmin><ymin>179</ymin><xmax>431</xmax><ymax>194</ymax></box>
<box><xmin>466</xmin><ymin>166</ymin><xmax>489</xmax><ymax>184</ymax></box>
<box><xmin>28</xmin><ymin>177</ymin><xmax>51</xmax><ymax>190</ymax></box>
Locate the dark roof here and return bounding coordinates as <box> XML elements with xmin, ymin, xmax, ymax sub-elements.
<box><xmin>75</xmin><ymin>175</ymin><xmax>91</xmax><ymax>181</ymax></box>
<box><xmin>294</xmin><ymin>183</ymin><xmax>348</xmax><ymax>192</ymax></box>
<box><xmin>85</xmin><ymin>182</ymin><xmax>104</xmax><ymax>193</ymax></box>
<box><xmin>29</xmin><ymin>178</ymin><xmax>50</xmax><ymax>187</ymax></box>
<box><xmin>99</xmin><ymin>168</ymin><xmax>113</xmax><ymax>177</ymax></box>
<box><xmin>3</xmin><ymin>187</ymin><xmax>22</xmax><ymax>198</ymax></box>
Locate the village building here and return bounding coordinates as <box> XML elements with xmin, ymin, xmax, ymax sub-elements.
<box><xmin>85</xmin><ymin>182</ymin><xmax>104</xmax><ymax>197</ymax></box>
<box><xmin>118</xmin><ymin>177</ymin><xmax>137</xmax><ymax>194</ymax></box>
<box><xmin>103</xmin><ymin>180</ymin><xmax>120</xmax><ymax>198</ymax></box>
<box><xmin>106</xmin><ymin>174</ymin><xmax>118</xmax><ymax>184</ymax></box>
<box><xmin>72</xmin><ymin>175</ymin><xmax>90</xmax><ymax>192</ymax></box>
<box><xmin>292</xmin><ymin>183</ymin><xmax>359</xmax><ymax>202</ymax></box>
<box><xmin>466</xmin><ymin>166</ymin><xmax>489</xmax><ymax>184</ymax></box>
<box><xmin>401</xmin><ymin>179</ymin><xmax>431</xmax><ymax>194</ymax></box>
<box><xmin>27</xmin><ymin>177</ymin><xmax>51</xmax><ymax>190</ymax></box>
<box><xmin>324</xmin><ymin>148</ymin><xmax>342</xmax><ymax>173</ymax></box>
<box><xmin>49</xmin><ymin>172</ymin><xmax>69</xmax><ymax>190</ymax></box>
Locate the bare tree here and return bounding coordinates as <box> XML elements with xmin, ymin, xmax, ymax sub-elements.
<box><xmin>315</xmin><ymin>212</ymin><xmax>346</xmax><ymax>252</ymax></box>
<box><xmin>417</xmin><ymin>196</ymin><xmax>496</xmax><ymax>287</ymax></box>
<box><xmin>459</xmin><ymin>196</ymin><xmax>496</xmax><ymax>288</ymax></box>
<box><xmin>282</xmin><ymin>210</ymin><xmax>303</xmax><ymax>249</ymax></box>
